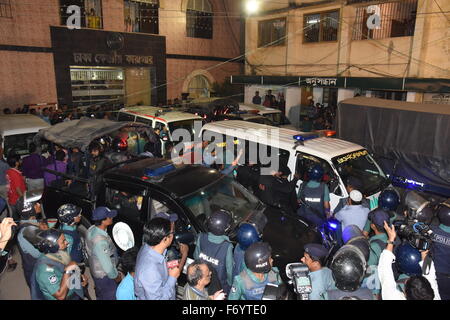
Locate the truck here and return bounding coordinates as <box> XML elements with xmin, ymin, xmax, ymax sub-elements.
<box><xmin>336</xmin><ymin>97</ymin><xmax>450</xmax><ymax>198</ymax></box>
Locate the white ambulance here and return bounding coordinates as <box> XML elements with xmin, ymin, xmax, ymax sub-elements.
<box><xmin>117</xmin><ymin>106</ymin><xmax>203</xmax><ymax>154</ymax></box>
<box><xmin>200</xmin><ymin>120</ymin><xmax>390</xmax><ymax>212</ymax></box>
<box><xmin>0</xmin><ymin>114</ymin><xmax>50</xmax><ymax>157</ymax></box>
<box><xmin>238</xmin><ymin>103</ymin><xmax>297</xmax><ymax>130</ymax></box>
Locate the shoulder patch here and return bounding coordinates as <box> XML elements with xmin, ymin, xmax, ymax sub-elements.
<box><xmin>48</xmin><ymin>275</ymin><xmax>58</xmax><ymax>285</ymax></box>
<box><xmin>46</xmin><ymin>266</ymin><xmax>54</xmax><ymax>272</ymax></box>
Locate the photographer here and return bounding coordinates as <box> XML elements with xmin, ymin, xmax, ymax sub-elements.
<box><xmin>378</xmin><ymin>221</ymin><xmax>440</xmax><ymax>300</ymax></box>
<box><xmin>430</xmin><ymin>202</ymin><xmax>450</xmax><ymax>300</ymax></box>
<box><xmin>300</xmin><ymin>243</ymin><xmax>335</xmax><ymax>300</ymax></box>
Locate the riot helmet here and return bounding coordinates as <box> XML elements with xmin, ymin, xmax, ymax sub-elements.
<box><xmin>437</xmin><ymin>201</ymin><xmax>450</xmax><ymax>226</ymax></box>
<box><xmin>395</xmin><ymin>242</ymin><xmax>422</xmax><ymax>276</ymax></box>
<box><xmin>245</xmin><ymin>242</ymin><xmax>272</xmax><ymax>274</ymax></box>
<box><xmin>404</xmin><ymin>191</ymin><xmax>434</xmax><ymax>224</ymax></box>
<box><xmin>378</xmin><ymin>189</ymin><xmax>400</xmax><ymax>212</ymax></box>
<box><xmin>206</xmin><ymin>210</ymin><xmax>232</xmax><ymax>236</ymax></box>
<box><xmin>330</xmin><ymin>244</ymin><xmax>367</xmax><ymax>292</ymax></box>
<box><xmin>57</xmin><ymin>204</ymin><xmax>82</xmax><ymax>226</ymax></box>
<box><xmin>308</xmin><ymin>164</ymin><xmax>324</xmax><ymax>182</ymax></box>
<box><xmin>35</xmin><ymin>229</ymin><xmax>62</xmax><ymax>254</ymax></box>
<box><xmin>16</xmin><ymin>190</ymin><xmax>42</xmax><ymax>220</ymax></box>
<box><xmin>111</xmin><ymin>137</ymin><xmax>128</xmax><ymax>153</ymax></box>
<box><xmin>237</xmin><ymin>223</ymin><xmax>261</xmax><ymax>250</ymax></box>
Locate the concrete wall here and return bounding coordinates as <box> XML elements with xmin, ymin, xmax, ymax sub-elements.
<box><xmin>245</xmin><ymin>0</ymin><xmax>450</xmax><ymax>80</ymax></box>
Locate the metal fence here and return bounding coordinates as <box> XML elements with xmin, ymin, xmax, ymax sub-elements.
<box><xmin>352</xmin><ymin>0</ymin><xmax>418</xmax><ymax>40</ymax></box>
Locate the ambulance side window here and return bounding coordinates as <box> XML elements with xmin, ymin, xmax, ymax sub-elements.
<box><xmin>135</xmin><ymin>117</ymin><xmax>153</xmax><ymax>127</ymax></box>
<box><xmin>296</xmin><ymin>153</ymin><xmax>342</xmax><ymax>195</ymax></box>
<box><xmin>118</xmin><ymin>112</ymin><xmax>136</xmax><ymax>122</ymax></box>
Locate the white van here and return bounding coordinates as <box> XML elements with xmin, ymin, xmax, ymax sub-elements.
<box><xmin>238</xmin><ymin>103</ymin><xmax>296</xmax><ymax>130</ymax></box>
<box><xmin>117</xmin><ymin>106</ymin><xmax>203</xmax><ymax>153</ymax></box>
<box><xmin>0</xmin><ymin>114</ymin><xmax>50</xmax><ymax>157</ymax></box>
<box><xmin>200</xmin><ymin>120</ymin><xmax>390</xmax><ymax>212</ymax></box>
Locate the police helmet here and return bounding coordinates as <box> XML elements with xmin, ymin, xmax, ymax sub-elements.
<box><xmin>35</xmin><ymin>229</ymin><xmax>62</xmax><ymax>254</ymax></box>
<box><xmin>378</xmin><ymin>189</ymin><xmax>400</xmax><ymax>211</ymax></box>
<box><xmin>57</xmin><ymin>204</ymin><xmax>82</xmax><ymax>226</ymax></box>
<box><xmin>16</xmin><ymin>196</ymin><xmax>37</xmax><ymax>220</ymax></box>
<box><xmin>330</xmin><ymin>244</ymin><xmax>367</xmax><ymax>292</ymax></box>
<box><xmin>437</xmin><ymin>201</ymin><xmax>450</xmax><ymax>226</ymax></box>
<box><xmin>206</xmin><ymin>210</ymin><xmax>232</xmax><ymax>236</ymax></box>
<box><xmin>237</xmin><ymin>223</ymin><xmax>261</xmax><ymax>250</ymax></box>
<box><xmin>308</xmin><ymin>164</ymin><xmax>324</xmax><ymax>182</ymax></box>
<box><xmin>414</xmin><ymin>206</ymin><xmax>435</xmax><ymax>225</ymax></box>
<box><xmin>111</xmin><ymin>137</ymin><xmax>128</xmax><ymax>153</ymax></box>
<box><xmin>395</xmin><ymin>242</ymin><xmax>422</xmax><ymax>276</ymax></box>
<box><xmin>245</xmin><ymin>242</ymin><xmax>272</xmax><ymax>274</ymax></box>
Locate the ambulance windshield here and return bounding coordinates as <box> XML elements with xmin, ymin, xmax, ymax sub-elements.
<box><xmin>332</xmin><ymin>149</ymin><xmax>389</xmax><ymax>196</ymax></box>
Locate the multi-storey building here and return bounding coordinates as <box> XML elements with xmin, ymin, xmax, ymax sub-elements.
<box><xmin>0</xmin><ymin>0</ymin><xmax>243</xmax><ymax>110</ymax></box>
<box><xmin>233</xmin><ymin>0</ymin><xmax>449</xmax><ymax>126</ymax></box>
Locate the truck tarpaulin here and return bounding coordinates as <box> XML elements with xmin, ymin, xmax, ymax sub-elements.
<box><xmin>335</xmin><ymin>97</ymin><xmax>450</xmax><ymax>197</ymax></box>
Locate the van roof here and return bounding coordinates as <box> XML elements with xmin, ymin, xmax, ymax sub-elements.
<box><xmin>121</xmin><ymin>106</ymin><xmax>202</xmax><ymax>122</ymax></box>
<box><xmin>0</xmin><ymin>114</ymin><xmax>50</xmax><ymax>136</ymax></box>
<box><xmin>239</xmin><ymin>103</ymin><xmax>281</xmax><ymax>115</ymax></box>
<box><xmin>201</xmin><ymin>120</ymin><xmax>364</xmax><ymax>160</ymax></box>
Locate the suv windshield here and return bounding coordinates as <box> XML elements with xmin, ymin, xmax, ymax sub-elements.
<box><xmin>332</xmin><ymin>149</ymin><xmax>390</xmax><ymax>196</ymax></box>
<box><xmin>264</xmin><ymin>113</ymin><xmax>291</xmax><ymax>126</ymax></box>
<box><xmin>4</xmin><ymin>133</ymin><xmax>36</xmax><ymax>156</ymax></box>
<box><xmin>181</xmin><ymin>176</ymin><xmax>261</xmax><ymax>229</ymax></box>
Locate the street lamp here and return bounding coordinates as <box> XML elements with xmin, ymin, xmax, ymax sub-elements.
<box><xmin>245</xmin><ymin>0</ymin><xmax>260</xmax><ymax>15</ymax></box>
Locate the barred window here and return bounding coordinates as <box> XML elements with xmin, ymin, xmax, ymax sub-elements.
<box><xmin>0</xmin><ymin>0</ymin><xmax>12</xmax><ymax>18</ymax></box>
<box><xmin>124</xmin><ymin>0</ymin><xmax>159</xmax><ymax>34</ymax></box>
<box><xmin>352</xmin><ymin>0</ymin><xmax>418</xmax><ymax>40</ymax></box>
<box><xmin>303</xmin><ymin>10</ymin><xmax>339</xmax><ymax>43</ymax></box>
<box><xmin>186</xmin><ymin>0</ymin><xmax>213</xmax><ymax>39</ymax></box>
<box><xmin>258</xmin><ymin>18</ymin><xmax>286</xmax><ymax>48</ymax></box>
<box><xmin>59</xmin><ymin>0</ymin><xmax>103</xmax><ymax>29</ymax></box>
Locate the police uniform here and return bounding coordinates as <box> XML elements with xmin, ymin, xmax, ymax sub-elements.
<box><xmin>431</xmin><ymin>224</ymin><xmax>450</xmax><ymax>300</ymax></box>
<box><xmin>325</xmin><ymin>287</ymin><xmax>374</xmax><ymax>300</ymax></box>
<box><xmin>60</xmin><ymin>224</ymin><xmax>83</xmax><ymax>264</ymax></box>
<box><xmin>232</xmin><ymin>244</ymin><xmax>246</xmax><ymax>279</ymax></box>
<box><xmin>31</xmin><ymin>253</ymin><xmax>83</xmax><ymax>300</ymax></box>
<box><xmin>17</xmin><ymin>222</ymin><xmax>43</xmax><ymax>289</ymax></box>
<box><xmin>228</xmin><ymin>265</ymin><xmax>282</xmax><ymax>300</ymax></box>
<box><xmin>85</xmin><ymin>224</ymin><xmax>119</xmax><ymax>300</ymax></box>
<box><xmin>193</xmin><ymin>232</ymin><xmax>234</xmax><ymax>294</ymax></box>
<box><xmin>297</xmin><ymin>180</ymin><xmax>330</xmax><ymax>226</ymax></box>
<box><xmin>303</xmin><ymin>244</ymin><xmax>336</xmax><ymax>300</ymax></box>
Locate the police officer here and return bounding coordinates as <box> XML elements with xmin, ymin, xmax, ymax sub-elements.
<box><xmin>297</xmin><ymin>164</ymin><xmax>330</xmax><ymax>227</ymax></box>
<box><xmin>193</xmin><ymin>210</ymin><xmax>234</xmax><ymax>295</ymax></box>
<box><xmin>431</xmin><ymin>201</ymin><xmax>450</xmax><ymax>300</ymax></box>
<box><xmin>367</xmin><ymin>209</ymin><xmax>390</xmax><ymax>267</ymax></box>
<box><xmin>85</xmin><ymin>207</ymin><xmax>122</xmax><ymax>300</ymax></box>
<box><xmin>85</xmin><ymin>141</ymin><xmax>111</xmax><ymax>196</ymax></box>
<box><xmin>363</xmin><ymin>189</ymin><xmax>401</xmax><ymax>237</ymax></box>
<box><xmin>16</xmin><ymin>194</ymin><xmax>48</xmax><ymax>290</ymax></box>
<box><xmin>105</xmin><ymin>137</ymin><xmax>132</xmax><ymax>164</ymax></box>
<box><xmin>57</xmin><ymin>204</ymin><xmax>83</xmax><ymax>264</ymax></box>
<box><xmin>30</xmin><ymin>229</ymin><xmax>87</xmax><ymax>300</ymax></box>
<box><xmin>324</xmin><ymin>244</ymin><xmax>375</xmax><ymax>300</ymax></box>
<box><xmin>233</xmin><ymin>223</ymin><xmax>261</xmax><ymax>278</ymax></box>
<box><xmin>228</xmin><ymin>242</ymin><xmax>282</xmax><ymax>300</ymax></box>
<box><xmin>301</xmin><ymin>243</ymin><xmax>335</xmax><ymax>300</ymax></box>
<box><xmin>394</xmin><ymin>242</ymin><xmax>422</xmax><ymax>291</ymax></box>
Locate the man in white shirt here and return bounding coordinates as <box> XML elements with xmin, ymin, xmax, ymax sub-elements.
<box><xmin>378</xmin><ymin>221</ymin><xmax>441</xmax><ymax>300</ymax></box>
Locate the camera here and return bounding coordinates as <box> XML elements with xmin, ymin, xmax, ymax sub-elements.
<box><xmin>394</xmin><ymin>220</ymin><xmax>433</xmax><ymax>251</ymax></box>
<box><xmin>285</xmin><ymin>263</ymin><xmax>312</xmax><ymax>300</ymax></box>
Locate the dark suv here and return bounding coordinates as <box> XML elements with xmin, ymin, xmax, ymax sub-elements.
<box><xmin>41</xmin><ymin>158</ymin><xmax>320</xmax><ymax>279</ymax></box>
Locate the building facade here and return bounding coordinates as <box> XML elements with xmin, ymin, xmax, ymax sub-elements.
<box><xmin>232</xmin><ymin>0</ymin><xmax>449</xmax><ymax>126</ymax></box>
<box><xmin>0</xmin><ymin>0</ymin><xmax>243</xmax><ymax>110</ymax></box>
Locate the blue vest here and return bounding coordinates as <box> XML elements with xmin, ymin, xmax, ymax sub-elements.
<box><xmin>61</xmin><ymin>229</ymin><xmax>83</xmax><ymax>264</ymax></box>
<box><xmin>198</xmin><ymin>233</ymin><xmax>231</xmax><ymax>293</ymax></box>
<box><xmin>431</xmin><ymin>226</ymin><xmax>450</xmax><ymax>275</ymax></box>
<box><xmin>240</xmin><ymin>268</ymin><xmax>279</xmax><ymax>300</ymax></box>
<box><xmin>233</xmin><ymin>245</ymin><xmax>245</xmax><ymax>279</ymax></box>
<box><xmin>298</xmin><ymin>183</ymin><xmax>326</xmax><ymax>225</ymax></box>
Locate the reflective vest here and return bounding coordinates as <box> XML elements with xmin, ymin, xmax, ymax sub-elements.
<box><xmin>298</xmin><ymin>183</ymin><xmax>326</xmax><ymax>221</ymax></box>
<box><xmin>61</xmin><ymin>229</ymin><xmax>83</xmax><ymax>264</ymax></box>
<box><xmin>327</xmin><ymin>287</ymin><xmax>374</xmax><ymax>300</ymax></box>
<box><xmin>85</xmin><ymin>226</ymin><xmax>118</xmax><ymax>279</ymax></box>
<box><xmin>431</xmin><ymin>226</ymin><xmax>450</xmax><ymax>275</ymax></box>
<box><xmin>198</xmin><ymin>233</ymin><xmax>231</xmax><ymax>293</ymax></box>
<box><xmin>240</xmin><ymin>268</ymin><xmax>279</xmax><ymax>300</ymax></box>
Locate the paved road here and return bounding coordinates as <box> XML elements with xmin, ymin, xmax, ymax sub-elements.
<box><xmin>0</xmin><ymin>245</ymin><xmax>96</xmax><ymax>300</ymax></box>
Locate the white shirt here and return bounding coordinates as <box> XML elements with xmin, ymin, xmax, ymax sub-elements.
<box><xmin>377</xmin><ymin>249</ymin><xmax>441</xmax><ymax>300</ymax></box>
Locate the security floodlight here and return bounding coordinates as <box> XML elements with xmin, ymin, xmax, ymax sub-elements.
<box><xmin>245</xmin><ymin>0</ymin><xmax>260</xmax><ymax>15</ymax></box>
